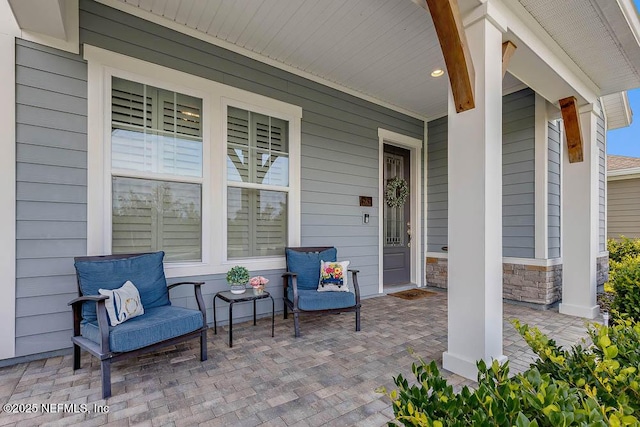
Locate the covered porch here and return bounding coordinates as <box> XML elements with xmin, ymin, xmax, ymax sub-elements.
<box><xmin>0</xmin><ymin>292</ymin><xmax>595</xmax><ymax>426</ymax></box>
<box><xmin>1</xmin><ymin>0</ymin><xmax>640</xmax><ymax>404</ymax></box>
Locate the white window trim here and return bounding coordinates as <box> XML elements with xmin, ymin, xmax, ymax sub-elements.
<box><xmin>0</xmin><ymin>9</ymin><xmax>19</xmax><ymax>360</ymax></box>
<box><xmin>85</xmin><ymin>45</ymin><xmax>301</xmax><ymax>278</ymax></box>
<box><xmin>222</xmin><ymin>98</ymin><xmax>297</xmax><ymax>263</ymax></box>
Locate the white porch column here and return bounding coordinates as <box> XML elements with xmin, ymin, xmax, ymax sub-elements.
<box><xmin>559</xmin><ymin>106</ymin><xmax>599</xmax><ymax>318</ymax></box>
<box><xmin>442</xmin><ymin>7</ymin><xmax>506</xmax><ymax>380</ymax></box>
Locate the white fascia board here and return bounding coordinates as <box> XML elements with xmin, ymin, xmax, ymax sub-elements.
<box><xmin>599</xmin><ymin>0</ymin><xmax>640</xmax><ymax>55</ymax></box>
<box><xmin>95</xmin><ymin>0</ymin><xmax>427</xmax><ymax>122</ymax></box>
<box><xmin>608</xmin><ymin>167</ymin><xmax>640</xmax><ymax>179</ymax></box>
<box><xmin>601</xmin><ymin>92</ymin><xmax>632</xmax><ymax>130</ymax></box>
<box><xmin>492</xmin><ymin>0</ymin><xmax>599</xmax><ymax>105</ymax></box>
<box><xmin>621</xmin><ymin>91</ymin><xmax>632</xmax><ymax>126</ymax></box>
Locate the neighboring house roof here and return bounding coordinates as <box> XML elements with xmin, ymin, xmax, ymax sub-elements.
<box><xmin>608</xmin><ymin>155</ymin><xmax>640</xmax><ymax>171</ymax></box>
<box><xmin>608</xmin><ymin>155</ymin><xmax>640</xmax><ymax>179</ymax></box>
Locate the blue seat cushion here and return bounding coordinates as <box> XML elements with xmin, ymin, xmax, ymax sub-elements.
<box><xmin>75</xmin><ymin>252</ymin><xmax>170</xmax><ymax>322</ymax></box>
<box><xmin>81</xmin><ymin>306</ymin><xmax>203</xmax><ymax>353</ymax></box>
<box><xmin>285</xmin><ymin>248</ymin><xmax>337</xmax><ymax>290</ymax></box>
<box><xmin>287</xmin><ymin>288</ymin><xmax>355</xmax><ymax>311</ymax></box>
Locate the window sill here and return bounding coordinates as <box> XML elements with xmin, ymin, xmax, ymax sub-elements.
<box><xmin>164</xmin><ymin>257</ymin><xmax>287</xmax><ymax>279</ymax></box>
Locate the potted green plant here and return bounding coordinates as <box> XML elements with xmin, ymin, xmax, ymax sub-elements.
<box><xmin>226</xmin><ymin>265</ymin><xmax>250</xmax><ymax>294</ymax></box>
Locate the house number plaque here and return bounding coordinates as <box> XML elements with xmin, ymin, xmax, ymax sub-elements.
<box><xmin>359</xmin><ymin>196</ymin><xmax>373</xmax><ymax>207</ymax></box>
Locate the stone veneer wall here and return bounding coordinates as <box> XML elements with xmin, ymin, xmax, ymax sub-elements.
<box><xmin>425</xmin><ymin>257</ymin><xmax>448</xmax><ymax>289</ymax></box>
<box><xmin>427</xmin><ymin>255</ymin><xmax>610</xmax><ymax>307</ymax></box>
<box><xmin>427</xmin><ymin>258</ymin><xmax>562</xmax><ymax>308</ymax></box>
<box><xmin>503</xmin><ymin>263</ymin><xmax>562</xmax><ymax>307</ymax></box>
<box><xmin>596</xmin><ymin>255</ymin><xmax>609</xmax><ymax>291</ymax></box>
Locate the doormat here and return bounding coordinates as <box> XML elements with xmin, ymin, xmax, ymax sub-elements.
<box><xmin>388</xmin><ymin>289</ymin><xmax>437</xmax><ymax>300</ymax></box>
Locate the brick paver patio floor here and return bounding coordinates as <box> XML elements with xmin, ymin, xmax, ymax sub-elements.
<box><xmin>0</xmin><ymin>291</ymin><xmax>597</xmax><ymax>427</ymax></box>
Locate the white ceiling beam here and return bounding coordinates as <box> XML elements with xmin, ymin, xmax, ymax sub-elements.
<box><xmin>9</xmin><ymin>0</ymin><xmax>67</xmax><ymax>40</ymax></box>
<box><xmin>492</xmin><ymin>0</ymin><xmax>600</xmax><ymax>107</ymax></box>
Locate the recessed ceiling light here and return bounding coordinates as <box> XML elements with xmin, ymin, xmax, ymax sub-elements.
<box><xmin>431</xmin><ymin>69</ymin><xmax>445</xmax><ymax>77</ymax></box>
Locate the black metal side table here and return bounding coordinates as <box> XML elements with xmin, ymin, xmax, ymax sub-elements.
<box><xmin>213</xmin><ymin>290</ymin><xmax>275</xmax><ymax>347</ymax></box>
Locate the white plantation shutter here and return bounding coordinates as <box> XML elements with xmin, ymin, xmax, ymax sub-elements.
<box><xmin>255</xmin><ymin>190</ymin><xmax>287</xmax><ymax>256</ymax></box>
<box><xmin>161</xmin><ymin>93</ymin><xmax>202</xmax><ymax>138</ymax></box>
<box><xmin>112</xmin><ymin>177</ymin><xmax>202</xmax><ymax>262</ymax></box>
<box><xmin>111</xmin><ymin>78</ymin><xmax>203</xmax><ymax>178</ymax></box>
<box><xmin>227</xmin><ymin>106</ymin><xmax>289</xmax><ymax>258</ymax></box>
<box><xmin>112</xmin><ymin>177</ymin><xmax>155</xmax><ymax>254</ymax></box>
<box><xmin>111</xmin><ymin>77</ymin><xmax>203</xmax><ymax>262</ymax></box>
<box><xmin>159</xmin><ymin>181</ymin><xmax>201</xmax><ymax>262</ymax></box>
<box><xmin>227</xmin><ymin>187</ymin><xmax>250</xmax><ymax>258</ymax></box>
<box><xmin>252</xmin><ymin>112</ymin><xmax>288</xmax><ymax>186</ymax></box>
<box><xmin>111</xmin><ymin>78</ymin><xmax>153</xmax><ymax>129</ymax></box>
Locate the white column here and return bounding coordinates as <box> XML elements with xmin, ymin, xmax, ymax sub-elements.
<box><xmin>443</xmin><ymin>8</ymin><xmax>506</xmax><ymax>380</ymax></box>
<box><xmin>559</xmin><ymin>106</ymin><xmax>599</xmax><ymax>318</ymax></box>
<box><xmin>0</xmin><ymin>0</ymin><xmax>19</xmax><ymax>360</ymax></box>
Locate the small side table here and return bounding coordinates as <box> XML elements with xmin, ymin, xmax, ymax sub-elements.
<box><xmin>213</xmin><ymin>290</ymin><xmax>275</xmax><ymax>348</ymax></box>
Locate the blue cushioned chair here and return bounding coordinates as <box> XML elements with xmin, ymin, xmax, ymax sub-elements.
<box><xmin>282</xmin><ymin>247</ymin><xmax>361</xmax><ymax>337</ymax></box>
<box><xmin>69</xmin><ymin>252</ymin><xmax>208</xmax><ymax>398</ymax></box>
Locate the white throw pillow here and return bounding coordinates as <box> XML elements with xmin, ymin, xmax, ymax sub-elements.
<box><xmin>99</xmin><ymin>280</ymin><xmax>145</xmax><ymax>326</ymax></box>
<box><xmin>317</xmin><ymin>260</ymin><xmax>350</xmax><ymax>292</ymax></box>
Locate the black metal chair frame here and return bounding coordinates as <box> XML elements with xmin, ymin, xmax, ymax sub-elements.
<box><xmin>282</xmin><ymin>246</ymin><xmax>361</xmax><ymax>337</ymax></box>
<box><xmin>69</xmin><ymin>253</ymin><xmax>208</xmax><ymax>398</ymax></box>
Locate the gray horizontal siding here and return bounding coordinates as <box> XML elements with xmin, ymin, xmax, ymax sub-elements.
<box><xmin>548</xmin><ymin>120</ymin><xmax>561</xmax><ymax>258</ymax></box>
<box><xmin>607</xmin><ymin>178</ymin><xmax>640</xmax><ymax>239</ymax></box>
<box><xmin>78</xmin><ymin>0</ymin><xmax>423</xmax><ymax>300</ymax></box>
<box><xmin>427</xmin><ymin>117</ymin><xmax>447</xmax><ymax>252</ymax></box>
<box><xmin>15</xmin><ymin>39</ymin><xmax>88</xmax><ymax>356</ymax></box>
<box><xmin>12</xmin><ymin>0</ymin><xmax>425</xmax><ymax>357</ymax></box>
<box><xmin>502</xmin><ymin>89</ymin><xmax>535</xmax><ymax>258</ymax></box>
<box><xmin>426</xmin><ymin>89</ymin><xmax>536</xmax><ymax>257</ymax></box>
<box><xmin>597</xmin><ymin>102</ymin><xmax>606</xmax><ymax>253</ymax></box>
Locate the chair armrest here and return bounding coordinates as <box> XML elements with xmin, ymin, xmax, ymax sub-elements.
<box><xmin>349</xmin><ymin>269</ymin><xmax>361</xmax><ymax>304</ymax></box>
<box><xmin>68</xmin><ymin>294</ymin><xmax>110</xmax><ymax>353</ymax></box>
<box><xmin>167</xmin><ymin>281</ymin><xmax>204</xmax><ymax>290</ymax></box>
<box><xmin>167</xmin><ymin>282</ymin><xmax>207</xmax><ymax>327</ymax></box>
<box><xmin>68</xmin><ymin>295</ymin><xmax>108</xmax><ymax>306</ymax></box>
<box><xmin>281</xmin><ymin>272</ymin><xmax>300</xmax><ymax>307</ymax></box>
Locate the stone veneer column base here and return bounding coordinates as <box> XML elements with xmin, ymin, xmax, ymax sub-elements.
<box><xmin>502</xmin><ymin>263</ymin><xmax>562</xmax><ymax>308</ymax></box>
<box><xmin>596</xmin><ymin>255</ymin><xmax>609</xmax><ymax>292</ymax></box>
<box><xmin>426</xmin><ymin>257</ymin><xmax>571</xmax><ymax>309</ymax></box>
<box><xmin>425</xmin><ymin>257</ymin><xmax>448</xmax><ymax>289</ymax></box>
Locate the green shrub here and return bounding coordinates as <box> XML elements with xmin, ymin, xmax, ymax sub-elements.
<box><xmin>608</xmin><ymin>237</ymin><xmax>640</xmax><ymax>263</ymax></box>
<box><xmin>515</xmin><ymin>319</ymin><xmax>640</xmax><ymax>416</ymax></box>
<box><xmin>379</xmin><ymin>320</ymin><xmax>640</xmax><ymax>427</ymax></box>
<box><xmin>609</xmin><ymin>256</ymin><xmax>640</xmax><ymax>321</ymax></box>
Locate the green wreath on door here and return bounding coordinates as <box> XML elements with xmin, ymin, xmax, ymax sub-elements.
<box><xmin>385</xmin><ymin>176</ymin><xmax>409</xmax><ymax>208</ymax></box>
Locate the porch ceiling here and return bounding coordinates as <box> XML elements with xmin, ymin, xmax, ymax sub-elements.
<box><xmin>108</xmin><ymin>0</ymin><xmax>640</xmax><ymax>119</ymax></box>
<box><xmin>518</xmin><ymin>0</ymin><xmax>640</xmax><ymax>97</ymax></box>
